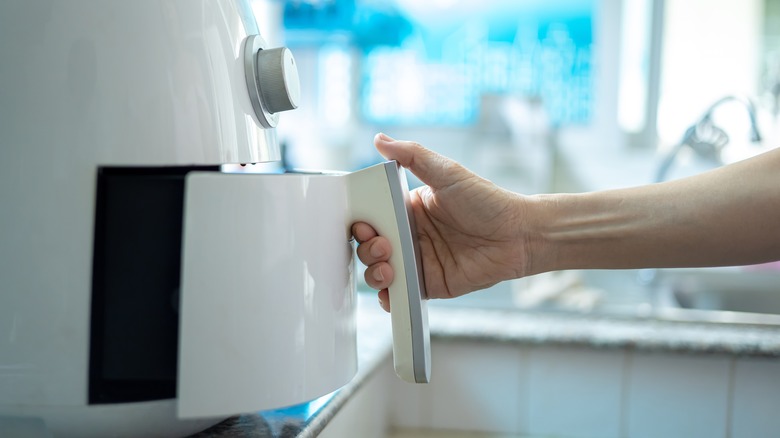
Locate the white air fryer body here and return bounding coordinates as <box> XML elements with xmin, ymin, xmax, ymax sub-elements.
<box><xmin>0</xmin><ymin>1</ymin><xmax>355</xmax><ymax>437</ymax></box>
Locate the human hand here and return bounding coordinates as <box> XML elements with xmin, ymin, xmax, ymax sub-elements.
<box><xmin>352</xmin><ymin>133</ymin><xmax>536</xmax><ymax>312</ymax></box>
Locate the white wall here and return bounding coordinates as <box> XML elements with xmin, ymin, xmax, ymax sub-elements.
<box><xmin>336</xmin><ymin>340</ymin><xmax>780</xmax><ymax>438</ymax></box>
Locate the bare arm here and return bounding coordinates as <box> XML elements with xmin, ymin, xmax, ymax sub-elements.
<box><xmin>530</xmin><ymin>146</ymin><xmax>780</xmax><ymax>274</ymax></box>
<box><xmin>353</xmin><ymin>134</ymin><xmax>780</xmax><ymax>310</ymax></box>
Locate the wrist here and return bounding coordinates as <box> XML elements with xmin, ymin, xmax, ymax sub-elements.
<box><xmin>521</xmin><ymin>193</ymin><xmax>565</xmax><ymax>276</ymax></box>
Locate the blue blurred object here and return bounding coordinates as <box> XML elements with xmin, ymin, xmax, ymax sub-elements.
<box><xmin>284</xmin><ymin>0</ymin><xmax>412</xmax><ymax>49</ymax></box>
<box><xmin>284</xmin><ymin>0</ymin><xmax>593</xmax><ymax>126</ymax></box>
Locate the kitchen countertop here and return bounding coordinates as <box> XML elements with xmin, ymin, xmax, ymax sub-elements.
<box><xmin>189</xmin><ymin>292</ymin><xmax>780</xmax><ymax>437</ymax></box>
<box><xmin>427</xmin><ymin>305</ymin><xmax>780</xmax><ymax>357</ymax></box>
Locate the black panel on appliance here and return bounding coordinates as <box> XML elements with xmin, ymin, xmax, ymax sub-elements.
<box><xmin>89</xmin><ymin>166</ymin><xmax>218</xmax><ymax>404</ymax></box>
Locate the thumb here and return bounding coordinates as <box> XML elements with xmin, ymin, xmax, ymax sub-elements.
<box><xmin>374</xmin><ymin>133</ymin><xmax>471</xmax><ymax>190</ymax></box>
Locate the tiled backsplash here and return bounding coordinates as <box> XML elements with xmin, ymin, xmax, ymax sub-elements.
<box><xmin>381</xmin><ymin>341</ymin><xmax>780</xmax><ymax>438</ymax></box>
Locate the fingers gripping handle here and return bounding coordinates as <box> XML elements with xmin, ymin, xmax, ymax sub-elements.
<box><xmin>348</xmin><ymin>161</ymin><xmax>431</xmax><ymax>383</ymax></box>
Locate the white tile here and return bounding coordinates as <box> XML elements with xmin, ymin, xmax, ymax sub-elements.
<box><xmin>731</xmin><ymin>357</ymin><xmax>780</xmax><ymax>438</ymax></box>
<box><xmin>526</xmin><ymin>346</ymin><xmax>625</xmax><ymax>438</ymax></box>
<box><xmin>388</xmin><ymin>428</ymin><xmax>528</xmax><ymax>438</ymax></box>
<box><xmin>389</xmin><ymin>359</ymin><xmax>435</xmax><ymax>429</ymax></box>
<box><xmin>320</xmin><ymin>362</ymin><xmax>391</xmax><ymax>438</ymax></box>
<box><xmin>424</xmin><ymin>341</ymin><xmax>527</xmax><ymax>434</ymax></box>
<box><xmin>625</xmin><ymin>352</ymin><xmax>731</xmax><ymax>438</ymax></box>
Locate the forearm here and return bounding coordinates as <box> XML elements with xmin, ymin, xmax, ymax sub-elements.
<box><xmin>527</xmin><ymin>148</ymin><xmax>780</xmax><ymax>274</ymax></box>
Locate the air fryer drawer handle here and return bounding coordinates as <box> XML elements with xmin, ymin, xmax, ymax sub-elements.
<box><xmin>348</xmin><ymin>161</ymin><xmax>431</xmax><ymax>384</ymax></box>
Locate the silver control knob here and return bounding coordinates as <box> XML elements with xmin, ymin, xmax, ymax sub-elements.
<box><xmin>243</xmin><ymin>35</ymin><xmax>300</xmax><ymax>128</ymax></box>
<box><xmin>256</xmin><ymin>47</ymin><xmax>300</xmax><ymax>114</ymax></box>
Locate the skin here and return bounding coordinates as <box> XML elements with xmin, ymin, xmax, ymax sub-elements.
<box><xmin>353</xmin><ymin>133</ymin><xmax>780</xmax><ymax>312</ymax></box>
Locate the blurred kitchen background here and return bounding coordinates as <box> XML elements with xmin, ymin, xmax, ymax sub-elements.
<box><xmin>252</xmin><ymin>0</ymin><xmax>780</xmax><ymax>317</ymax></box>
<box><xmin>241</xmin><ymin>2</ymin><xmax>780</xmax><ymax>438</ymax></box>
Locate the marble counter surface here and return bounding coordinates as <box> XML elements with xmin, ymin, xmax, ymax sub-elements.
<box><xmin>427</xmin><ymin>305</ymin><xmax>780</xmax><ymax>357</ymax></box>
<box><xmin>188</xmin><ymin>293</ymin><xmax>780</xmax><ymax>437</ymax></box>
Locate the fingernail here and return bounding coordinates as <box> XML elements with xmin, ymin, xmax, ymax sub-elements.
<box><xmin>370</xmin><ymin>243</ymin><xmax>385</xmax><ymax>258</ymax></box>
<box><xmin>378</xmin><ymin>132</ymin><xmax>394</xmax><ymax>142</ymax></box>
<box><xmin>373</xmin><ymin>266</ymin><xmax>385</xmax><ymax>282</ymax></box>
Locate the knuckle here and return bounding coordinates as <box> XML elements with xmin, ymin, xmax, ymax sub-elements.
<box><xmin>356</xmin><ymin>244</ymin><xmax>371</xmax><ymax>263</ymax></box>
<box><xmin>364</xmin><ymin>267</ymin><xmax>379</xmax><ymax>288</ymax></box>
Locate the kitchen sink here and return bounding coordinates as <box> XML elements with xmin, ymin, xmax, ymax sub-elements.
<box><xmin>430</xmin><ymin>266</ymin><xmax>780</xmax><ymax>327</ymax></box>
<box><xmin>653</xmin><ymin>267</ymin><xmax>780</xmax><ymax>326</ymax></box>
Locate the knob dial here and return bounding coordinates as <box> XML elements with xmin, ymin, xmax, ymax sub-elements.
<box><xmin>243</xmin><ymin>35</ymin><xmax>300</xmax><ymax>128</ymax></box>
<box><xmin>256</xmin><ymin>47</ymin><xmax>300</xmax><ymax>114</ymax></box>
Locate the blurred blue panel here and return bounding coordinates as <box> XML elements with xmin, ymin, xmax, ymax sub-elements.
<box><xmin>283</xmin><ymin>0</ymin><xmax>356</xmax><ymax>31</ymax></box>
<box><xmin>283</xmin><ymin>0</ymin><xmax>594</xmax><ymax>126</ymax></box>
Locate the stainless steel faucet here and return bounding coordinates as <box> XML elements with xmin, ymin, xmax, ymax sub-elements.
<box><xmin>654</xmin><ymin>95</ymin><xmax>762</xmax><ymax>183</ymax></box>
<box><xmin>638</xmin><ymin>96</ymin><xmax>763</xmax><ymax>290</ymax></box>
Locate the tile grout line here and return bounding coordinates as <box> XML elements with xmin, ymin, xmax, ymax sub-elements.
<box><xmin>724</xmin><ymin>357</ymin><xmax>736</xmax><ymax>438</ymax></box>
<box><xmin>619</xmin><ymin>348</ymin><xmax>634</xmax><ymax>438</ymax></box>
<box><xmin>519</xmin><ymin>345</ymin><xmax>532</xmax><ymax>436</ymax></box>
